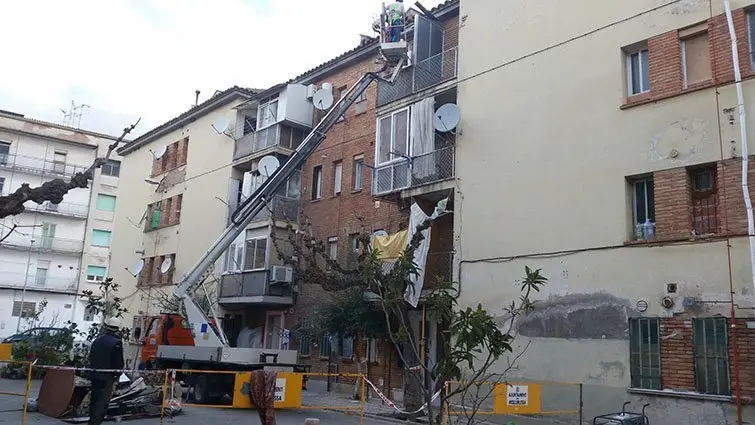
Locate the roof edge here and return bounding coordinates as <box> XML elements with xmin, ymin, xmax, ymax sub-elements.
<box><xmin>118</xmin><ymin>87</ymin><xmax>255</xmax><ymax>155</ymax></box>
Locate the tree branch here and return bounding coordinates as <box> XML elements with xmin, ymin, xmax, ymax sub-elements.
<box><xmin>0</xmin><ymin>118</ymin><xmax>140</xmax><ymax>219</ymax></box>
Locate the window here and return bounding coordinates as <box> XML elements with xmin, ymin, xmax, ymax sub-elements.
<box><xmin>690</xmin><ymin>167</ymin><xmax>717</xmax><ymax>235</ymax></box>
<box><xmin>243</xmin><ymin>116</ymin><xmax>257</xmax><ymax>135</ymax></box>
<box><xmin>244</xmin><ymin>237</ymin><xmax>268</xmax><ymax>270</ymax></box>
<box><xmin>312</xmin><ymin>166</ymin><xmax>323</xmax><ymax>200</ymax></box>
<box><xmin>35</xmin><ymin>260</ymin><xmax>50</xmax><ymax>286</ymax></box>
<box><xmin>83</xmin><ymin>306</ymin><xmax>96</xmax><ymax>322</ymax></box>
<box><xmin>336</xmin><ymin>86</ymin><xmax>347</xmax><ymax>122</ymax></box>
<box><xmin>225</xmin><ymin>243</ymin><xmax>244</xmax><ymax>272</ymax></box>
<box><xmin>749</xmin><ymin>10</ymin><xmax>755</xmax><ymax>68</ymax></box>
<box><xmin>342</xmin><ymin>336</ymin><xmax>354</xmax><ymax>359</ymax></box>
<box><xmin>333</xmin><ymin>161</ymin><xmax>342</xmax><ymax>195</ymax></box>
<box><xmin>91</xmin><ymin>229</ymin><xmax>112</xmax><ymax>247</ymax></box>
<box><xmin>0</xmin><ymin>176</ymin><xmax>4</xmax><ymax>195</ymax></box>
<box><xmin>285</xmin><ymin>171</ymin><xmax>301</xmax><ymax>199</ymax></box>
<box><xmin>259</xmin><ymin>99</ymin><xmax>279</xmax><ymax>128</ymax></box>
<box><xmin>347</xmin><ymin>233</ymin><xmax>360</xmax><ymax>267</ymax></box>
<box><xmin>101</xmin><ymin>159</ymin><xmax>120</xmax><ymax>177</ymax></box>
<box><xmin>53</xmin><ymin>151</ymin><xmax>67</xmax><ymax>174</ymax></box>
<box><xmin>0</xmin><ymin>141</ymin><xmax>9</xmax><ymax>165</ymax></box>
<box><xmin>693</xmin><ymin>317</ymin><xmax>730</xmax><ymax>395</ymax></box>
<box><xmin>631</xmin><ymin>177</ymin><xmax>655</xmax><ymax>238</ymax></box>
<box><xmin>681</xmin><ymin>30</ymin><xmax>711</xmax><ymax>88</ymax></box>
<box><xmin>319</xmin><ymin>333</ymin><xmax>332</xmax><ymax>357</ymax></box>
<box><xmin>11</xmin><ymin>301</ymin><xmax>35</xmax><ymax>318</ymax></box>
<box><xmin>626</xmin><ymin>46</ymin><xmax>650</xmax><ymax>95</ymax></box>
<box><xmin>355</xmin><ymin>90</ymin><xmax>369</xmax><ymax>115</ymax></box>
<box><xmin>87</xmin><ymin>265</ymin><xmax>107</xmax><ymax>282</ymax></box>
<box><xmin>96</xmin><ymin>194</ymin><xmax>116</xmax><ymax>212</ymax></box>
<box><xmin>299</xmin><ymin>317</ymin><xmax>312</xmax><ymax>356</ymax></box>
<box><xmin>376</xmin><ymin>108</ymin><xmax>410</xmax><ymax>165</ymax></box>
<box><xmin>353</xmin><ymin>155</ymin><xmax>364</xmax><ymax>191</ymax></box>
<box><xmin>40</xmin><ymin>222</ymin><xmax>56</xmax><ymax>249</ymax></box>
<box><xmin>279</xmin><ymin>125</ymin><xmax>305</xmax><ymax>150</ymax></box>
<box><xmin>364</xmin><ymin>337</ymin><xmax>378</xmax><ymax>362</ymax></box>
<box><xmin>629</xmin><ymin>318</ymin><xmax>661</xmax><ymax>390</ymax></box>
<box><xmin>328</xmin><ymin>237</ymin><xmax>338</xmax><ymax>261</ymax></box>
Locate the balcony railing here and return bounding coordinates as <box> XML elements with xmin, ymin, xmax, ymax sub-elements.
<box><xmin>377</xmin><ymin>47</ymin><xmax>458</xmax><ymax>107</ymax></box>
<box><xmin>0</xmin><ymin>269</ymin><xmax>78</xmax><ymax>293</ymax></box>
<box><xmin>27</xmin><ymin>201</ymin><xmax>89</xmax><ymax>218</ymax></box>
<box><xmin>234</xmin><ymin>124</ymin><xmax>305</xmax><ymax>160</ymax></box>
<box><xmin>373</xmin><ymin>145</ymin><xmax>455</xmax><ymax>195</ymax></box>
<box><xmin>1</xmin><ymin>236</ymin><xmax>85</xmax><ymax>254</ymax></box>
<box><xmin>424</xmin><ymin>251</ymin><xmax>453</xmax><ymax>286</ymax></box>
<box><xmin>219</xmin><ymin>270</ymin><xmax>293</xmax><ymax>303</ymax></box>
<box><xmin>228</xmin><ymin>195</ymin><xmax>299</xmax><ymax>225</ymax></box>
<box><xmin>0</xmin><ymin>152</ymin><xmax>90</xmax><ymax>178</ymax></box>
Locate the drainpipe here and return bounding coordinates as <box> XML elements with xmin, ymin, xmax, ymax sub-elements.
<box><xmin>724</xmin><ymin>2</ymin><xmax>749</xmax><ymax>423</ymax></box>
<box><xmin>725</xmin><ymin>1</ymin><xmax>755</xmax><ymax>299</ymax></box>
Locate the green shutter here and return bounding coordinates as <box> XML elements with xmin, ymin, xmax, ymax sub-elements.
<box><xmin>151</xmin><ymin>208</ymin><xmax>161</xmax><ymax>229</ymax></box>
<box><xmin>96</xmin><ymin>194</ymin><xmax>116</xmax><ymax>211</ymax></box>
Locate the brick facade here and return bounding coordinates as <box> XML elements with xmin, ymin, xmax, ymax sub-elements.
<box><xmin>655</xmin><ymin>317</ymin><xmax>755</xmax><ymax>401</ymax></box>
<box><xmin>625</xmin><ymin>8</ymin><xmax>752</xmax><ymax>108</ymax></box>
<box><xmin>649</xmin><ymin>156</ymin><xmax>755</xmax><ymax>242</ymax></box>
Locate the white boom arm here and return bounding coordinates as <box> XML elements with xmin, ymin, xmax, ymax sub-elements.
<box><xmin>174</xmin><ymin>58</ymin><xmax>406</xmax><ymax>347</ymax></box>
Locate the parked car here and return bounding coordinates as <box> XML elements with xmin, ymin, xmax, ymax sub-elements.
<box><xmin>2</xmin><ymin>327</ymin><xmax>73</xmax><ymax>347</ymax></box>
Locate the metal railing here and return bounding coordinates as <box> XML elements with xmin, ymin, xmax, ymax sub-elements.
<box><xmin>233</xmin><ymin>132</ymin><xmax>255</xmax><ymax>159</ymax></box>
<box><xmin>377</xmin><ymin>46</ymin><xmax>458</xmax><ymax>107</ymax></box>
<box><xmin>1</xmin><ymin>236</ymin><xmax>85</xmax><ymax>254</ymax></box>
<box><xmin>0</xmin><ymin>152</ymin><xmax>90</xmax><ymax>178</ymax></box>
<box><xmin>424</xmin><ymin>251</ymin><xmax>453</xmax><ymax>285</ymax></box>
<box><xmin>373</xmin><ymin>145</ymin><xmax>455</xmax><ymax>195</ymax></box>
<box><xmin>227</xmin><ymin>195</ymin><xmax>299</xmax><ymax>225</ymax></box>
<box><xmin>26</xmin><ymin>201</ymin><xmax>89</xmax><ymax>218</ymax></box>
<box><xmin>233</xmin><ymin>124</ymin><xmax>306</xmax><ymax>160</ymax></box>
<box><xmin>0</xmin><ymin>272</ymin><xmax>78</xmax><ymax>292</ymax></box>
<box><xmin>219</xmin><ymin>269</ymin><xmax>294</xmax><ymax>300</ymax></box>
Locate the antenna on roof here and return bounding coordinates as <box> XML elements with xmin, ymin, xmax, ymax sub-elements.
<box><xmin>60</xmin><ymin>100</ymin><xmax>90</xmax><ymax>128</ymax></box>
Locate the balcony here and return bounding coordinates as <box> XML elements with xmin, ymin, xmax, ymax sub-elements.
<box><xmin>228</xmin><ymin>195</ymin><xmax>299</xmax><ymax>225</ymax></box>
<box><xmin>377</xmin><ymin>47</ymin><xmax>458</xmax><ymax>107</ymax></box>
<box><xmin>0</xmin><ymin>152</ymin><xmax>90</xmax><ymax>178</ymax></box>
<box><xmin>0</xmin><ymin>236</ymin><xmax>85</xmax><ymax>255</ymax></box>
<box><xmin>424</xmin><ymin>251</ymin><xmax>453</xmax><ymax>287</ymax></box>
<box><xmin>373</xmin><ymin>145</ymin><xmax>455</xmax><ymax>195</ymax></box>
<box><xmin>233</xmin><ymin>124</ymin><xmax>305</xmax><ymax>160</ymax></box>
<box><xmin>218</xmin><ymin>269</ymin><xmax>294</xmax><ymax>306</ymax></box>
<box><xmin>27</xmin><ymin>201</ymin><xmax>89</xmax><ymax>219</ymax></box>
<box><xmin>0</xmin><ymin>271</ymin><xmax>78</xmax><ymax>294</ymax></box>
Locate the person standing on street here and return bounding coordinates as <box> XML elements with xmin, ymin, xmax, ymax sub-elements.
<box><xmin>88</xmin><ymin>317</ymin><xmax>124</xmax><ymax>425</ymax></box>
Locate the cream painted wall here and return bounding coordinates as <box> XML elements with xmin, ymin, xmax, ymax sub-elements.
<box><xmin>456</xmin><ymin>1</ymin><xmax>755</xmax><ymax>422</ymax></box>
<box><xmin>111</xmin><ymin>100</ymin><xmax>245</xmax><ymax>319</ymax></box>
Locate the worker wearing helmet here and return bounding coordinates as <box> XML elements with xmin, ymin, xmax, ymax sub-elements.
<box><xmin>386</xmin><ymin>0</ymin><xmax>405</xmax><ymax>42</ymax></box>
<box><xmin>87</xmin><ymin>317</ymin><xmax>125</xmax><ymax>425</ymax></box>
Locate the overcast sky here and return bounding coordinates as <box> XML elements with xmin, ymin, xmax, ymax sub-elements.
<box><xmin>0</xmin><ymin>0</ymin><xmax>443</xmax><ymax>138</ymax></box>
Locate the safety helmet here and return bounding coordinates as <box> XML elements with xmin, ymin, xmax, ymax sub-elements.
<box><xmin>104</xmin><ymin>317</ymin><xmax>122</xmax><ymax>330</ymax></box>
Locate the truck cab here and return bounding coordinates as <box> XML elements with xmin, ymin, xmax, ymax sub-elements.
<box><xmin>137</xmin><ymin>313</ymin><xmax>196</xmax><ymax>369</ymax></box>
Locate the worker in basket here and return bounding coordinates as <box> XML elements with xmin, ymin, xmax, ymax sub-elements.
<box><xmin>385</xmin><ymin>0</ymin><xmax>405</xmax><ymax>42</ymax></box>
<box><xmin>88</xmin><ymin>317</ymin><xmax>125</xmax><ymax>425</ymax></box>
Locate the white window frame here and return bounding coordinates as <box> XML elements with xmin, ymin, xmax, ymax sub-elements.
<box><xmin>35</xmin><ymin>260</ymin><xmax>50</xmax><ymax>287</ymax></box>
<box><xmin>625</xmin><ymin>46</ymin><xmax>650</xmax><ymax>96</ymax></box>
<box><xmin>328</xmin><ymin>236</ymin><xmax>338</xmax><ymax>261</ymax></box>
<box><xmin>225</xmin><ymin>243</ymin><xmax>244</xmax><ymax>273</ymax></box>
<box><xmin>312</xmin><ymin>166</ymin><xmax>323</xmax><ymax>200</ymax></box>
<box><xmin>333</xmin><ymin>161</ymin><xmax>343</xmax><ymax>195</ymax></box>
<box><xmin>86</xmin><ymin>265</ymin><xmax>107</xmax><ymax>282</ymax></box>
<box><xmin>375</xmin><ymin>106</ymin><xmax>411</xmax><ymax>166</ymax></box>
<box><xmin>244</xmin><ymin>236</ymin><xmax>268</xmax><ymax>271</ymax></box>
<box><xmin>353</xmin><ymin>155</ymin><xmax>364</xmax><ymax>191</ymax></box>
<box><xmin>258</xmin><ymin>98</ymin><xmax>279</xmax><ymax>130</ymax></box>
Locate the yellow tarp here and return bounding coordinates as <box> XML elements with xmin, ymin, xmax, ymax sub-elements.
<box><xmin>371</xmin><ymin>230</ymin><xmax>408</xmax><ymax>259</ymax></box>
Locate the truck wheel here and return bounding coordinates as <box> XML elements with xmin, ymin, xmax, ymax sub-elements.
<box><xmin>194</xmin><ymin>374</ymin><xmax>209</xmax><ymax>404</ymax></box>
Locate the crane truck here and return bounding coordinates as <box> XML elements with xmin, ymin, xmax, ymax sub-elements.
<box><xmin>135</xmin><ymin>33</ymin><xmax>409</xmax><ymax>403</ymax></box>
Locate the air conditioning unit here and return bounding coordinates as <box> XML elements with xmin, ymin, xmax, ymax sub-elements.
<box><xmin>306</xmin><ymin>84</ymin><xmax>317</xmax><ymax>99</ymax></box>
<box><xmin>270</xmin><ymin>265</ymin><xmax>293</xmax><ymax>283</ymax></box>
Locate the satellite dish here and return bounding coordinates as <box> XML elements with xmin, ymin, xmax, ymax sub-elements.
<box><xmin>153</xmin><ymin>145</ymin><xmax>167</xmax><ymax>159</ymax></box>
<box><xmin>160</xmin><ymin>257</ymin><xmax>172</xmax><ymax>274</ymax></box>
<box><xmin>313</xmin><ymin>89</ymin><xmax>334</xmax><ymax>111</ymax></box>
<box><xmin>132</xmin><ymin>259</ymin><xmax>145</xmax><ymax>277</ymax></box>
<box><xmin>211</xmin><ymin>117</ymin><xmax>230</xmax><ymax>134</ymax></box>
<box><xmin>258</xmin><ymin>155</ymin><xmax>280</xmax><ymax>177</ymax></box>
<box><xmin>433</xmin><ymin>103</ymin><xmax>461</xmax><ymax>132</ymax></box>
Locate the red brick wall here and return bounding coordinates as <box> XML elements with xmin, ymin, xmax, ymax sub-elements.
<box><xmin>657</xmin><ymin>317</ymin><xmax>755</xmax><ymax>400</ymax></box>
<box><xmin>625</xmin><ymin>8</ymin><xmax>752</xmax><ymax>107</ymax></box>
<box><xmin>651</xmin><ymin>157</ymin><xmax>755</xmax><ymax>241</ymax></box>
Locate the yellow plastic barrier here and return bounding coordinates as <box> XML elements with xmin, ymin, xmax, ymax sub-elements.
<box><xmin>232</xmin><ymin>371</ymin><xmax>303</xmax><ymax>409</ymax></box>
<box><xmin>0</xmin><ymin>343</ymin><xmax>12</xmax><ymax>361</ymax></box>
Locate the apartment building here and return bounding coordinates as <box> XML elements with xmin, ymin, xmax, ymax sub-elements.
<box><xmin>111</xmin><ymin>87</ymin><xmax>257</xmax><ymax>332</ymax></box>
<box><xmin>0</xmin><ymin>110</ymin><xmax>122</xmax><ymax>337</ymax></box>
<box><xmin>456</xmin><ymin>0</ymin><xmax>755</xmax><ymax>423</ymax></box>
